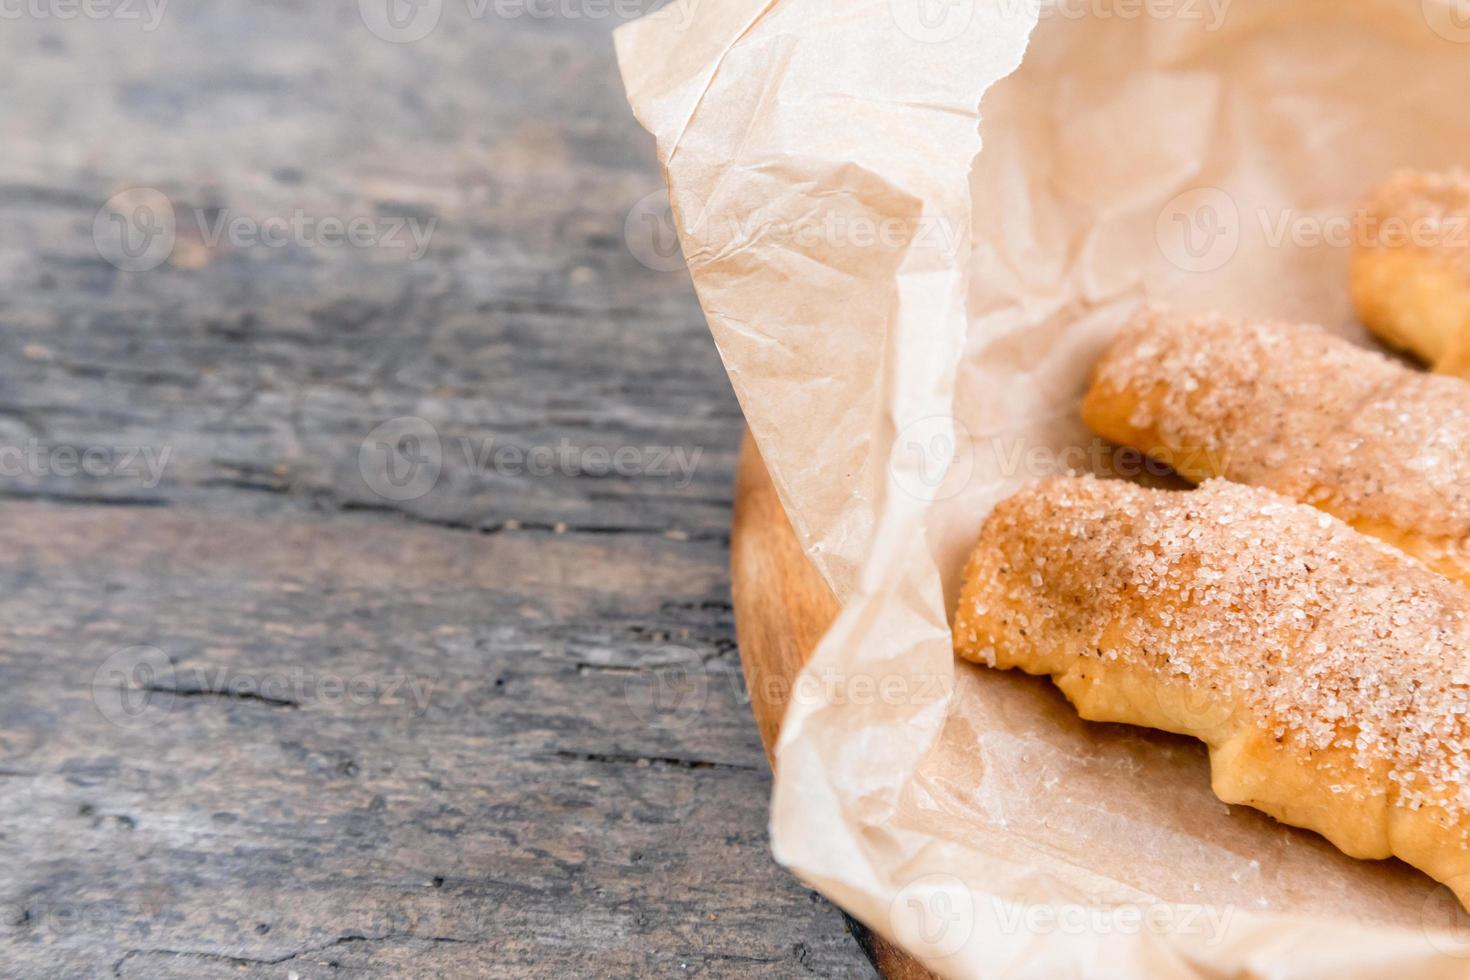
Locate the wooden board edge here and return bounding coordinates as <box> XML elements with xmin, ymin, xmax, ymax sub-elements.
<box><xmin>729</xmin><ymin>431</ymin><xmax>939</xmax><ymax>980</ymax></box>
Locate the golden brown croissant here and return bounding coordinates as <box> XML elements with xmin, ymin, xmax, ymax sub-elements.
<box><xmin>954</xmin><ymin>474</ymin><xmax>1470</xmax><ymax>909</ymax></box>
<box><xmin>1081</xmin><ymin>305</ymin><xmax>1470</xmax><ymax>588</ymax></box>
<box><xmin>1351</xmin><ymin>170</ymin><xmax>1470</xmax><ymax>375</ymax></box>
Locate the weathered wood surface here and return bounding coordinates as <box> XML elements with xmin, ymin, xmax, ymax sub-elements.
<box><xmin>0</xmin><ymin>4</ymin><xmax>875</xmax><ymax>977</ymax></box>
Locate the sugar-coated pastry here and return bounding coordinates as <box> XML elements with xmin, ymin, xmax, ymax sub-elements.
<box><xmin>1081</xmin><ymin>305</ymin><xmax>1470</xmax><ymax>588</ymax></box>
<box><xmin>954</xmin><ymin>475</ymin><xmax>1470</xmax><ymax>909</ymax></box>
<box><xmin>1351</xmin><ymin>169</ymin><xmax>1470</xmax><ymax>375</ymax></box>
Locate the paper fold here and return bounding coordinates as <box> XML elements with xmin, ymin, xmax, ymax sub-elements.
<box><xmin>618</xmin><ymin>1</ymin><xmax>1470</xmax><ymax>975</ymax></box>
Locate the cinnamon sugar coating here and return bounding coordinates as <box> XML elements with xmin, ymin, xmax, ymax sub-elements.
<box><xmin>1082</xmin><ymin>306</ymin><xmax>1470</xmax><ymax>585</ymax></box>
<box><xmin>955</xmin><ymin>475</ymin><xmax>1470</xmax><ymax>906</ymax></box>
<box><xmin>1351</xmin><ymin>169</ymin><xmax>1470</xmax><ymax>372</ymax></box>
<box><xmin>1360</xmin><ymin>169</ymin><xmax>1470</xmax><ymax>278</ymax></box>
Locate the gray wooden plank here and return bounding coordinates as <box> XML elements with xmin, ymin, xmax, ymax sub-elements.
<box><xmin>0</xmin><ymin>2</ymin><xmax>875</xmax><ymax>976</ymax></box>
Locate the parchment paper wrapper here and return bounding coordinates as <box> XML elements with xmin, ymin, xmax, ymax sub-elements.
<box><xmin>617</xmin><ymin>1</ymin><xmax>1470</xmax><ymax>975</ymax></box>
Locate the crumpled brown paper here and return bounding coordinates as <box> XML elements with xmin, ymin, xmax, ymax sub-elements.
<box><xmin>618</xmin><ymin>1</ymin><xmax>1470</xmax><ymax>975</ymax></box>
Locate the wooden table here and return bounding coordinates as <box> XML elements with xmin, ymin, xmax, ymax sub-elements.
<box><xmin>0</xmin><ymin>5</ymin><xmax>875</xmax><ymax>976</ymax></box>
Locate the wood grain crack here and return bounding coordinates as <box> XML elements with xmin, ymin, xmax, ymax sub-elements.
<box><xmin>113</xmin><ymin>933</ymin><xmax>482</xmax><ymax>977</ymax></box>
<box><xmin>550</xmin><ymin>749</ymin><xmax>758</xmax><ymax>773</ymax></box>
<box><xmin>142</xmin><ymin>684</ymin><xmax>300</xmax><ymax>709</ymax></box>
